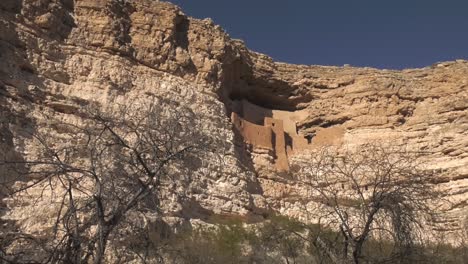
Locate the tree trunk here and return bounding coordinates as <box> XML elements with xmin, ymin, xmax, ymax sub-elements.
<box><xmin>94</xmin><ymin>225</ymin><xmax>111</xmax><ymax>264</ymax></box>
<box><xmin>352</xmin><ymin>245</ymin><xmax>361</xmax><ymax>264</ymax></box>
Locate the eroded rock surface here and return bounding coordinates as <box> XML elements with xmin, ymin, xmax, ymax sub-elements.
<box><xmin>1</xmin><ymin>0</ymin><xmax>467</xmax><ymax>249</ymax></box>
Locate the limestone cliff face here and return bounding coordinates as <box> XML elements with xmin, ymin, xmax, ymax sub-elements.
<box><xmin>1</xmin><ymin>0</ymin><xmax>467</xmax><ymax>241</ymax></box>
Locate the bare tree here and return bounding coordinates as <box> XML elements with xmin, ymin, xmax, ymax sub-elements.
<box><xmin>0</xmin><ymin>97</ymin><xmax>213</xmax><ymax>263</ymax></box>
<box><xmin>294</xmin><ymin>144</ymin><xmax>440</xmax><ymax>264</ymax></box>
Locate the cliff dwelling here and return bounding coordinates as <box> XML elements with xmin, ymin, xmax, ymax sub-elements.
<box><xmin>231</xmin><ymin>100</ymin><xmax>313</xmax><ymax>171</ymax></box>
<box><xmin>230</xmin><ymin>99</ymin><xmax>346</xmax><ymax>171</ymax></box>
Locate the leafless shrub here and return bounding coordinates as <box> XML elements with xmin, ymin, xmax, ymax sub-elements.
<box><xmin>294</xmin><ymin>144</ymin><xmax>441</xmax><ymax>264</ymax></box>
<box><xmin>0</xmin><ymin>97</ymin><xmax>214</xmax><ymax>264</ymax></box>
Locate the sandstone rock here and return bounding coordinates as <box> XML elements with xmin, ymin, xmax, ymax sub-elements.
<box><xmin>0</xmin><ymin>0</ymin><xmax>467</xmax><ymax>256</ymax></box>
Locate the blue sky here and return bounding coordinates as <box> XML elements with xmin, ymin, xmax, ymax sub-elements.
<box><xmin>165</xmin><ymin>0</ymin><xmax>468</xmax><ymax>69</ymax></box>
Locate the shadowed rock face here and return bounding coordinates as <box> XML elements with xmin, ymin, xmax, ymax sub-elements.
<box><xmin>0</xmin><ymin>0</ymin><xmax>467</xmax><ymax>245</ymax></box>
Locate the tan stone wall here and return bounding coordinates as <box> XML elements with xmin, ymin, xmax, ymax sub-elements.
<box><xmin>231</xmin><ymin>112</ymin><xmax>273</xmax><ymax>150</ymax></box>
<box><xmin>291</xmin><ymin>135</ymin><xmax>310</xmax><ymax>154</ymax></box>
<box><xmin>311</xmin><ymin>126</ymin><xmax>345</xmax><ymax>147</ymax></box>
<box><xmin>265</xmin><ymin>118</ymin><xmax>289</xmax><ymax>171</ymax></box>
<box><xmin>241</xmin><ymin>99</ymin><xmax>272</xmax><ymax>125</ymax></box>
<box><xmin>238</xmin><ymin>99</ymin><xmax>309</xmax><ymax>131</ymax></box>
<box><xmin>231</xmin><ymin>100</ymin><xmax>321</xmax><ymax>171</ymax></box>
<box><xmin>271</xmin><ymin>109</ymin><xmax>309</xmax><ymax>135</ymax></box>
<box><xmin>239</xmin><ymin>99</ymin><xmax>309</xmax><ymax>135</ymax></box>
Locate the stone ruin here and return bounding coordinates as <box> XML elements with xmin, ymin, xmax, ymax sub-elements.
<box><xmin>231</xmin><ymin>99</ymin><xmax>346</xmax><ymax>171</ymax></box>
<box><xmin>230</xmin><ymin>100</ymin><xmax>314</xmax><ymax>171</ymax></box>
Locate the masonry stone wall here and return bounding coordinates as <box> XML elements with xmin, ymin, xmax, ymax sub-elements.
<box><xmin>231</xmin><ymin>99</ymin><xmax>346</xmax><ymax>171</ymax></box>
<box><xmin>238</xmin><ymin>99</ymin><xmax>308</xmax><ymax>136</ymax></box>
<box><xmin>231</xmin><ymin>112</ymin><xmax>273</xmax><ymax>150</ymax></box>
<box><xmin>311</xmin><ymin>127</ymin><xmax>345</xmax><ymax>147</ymax></box>
<box><xmin>265</xmin><ymin>118</ymin><xmax>289</xmax><ymax>171</ymax></box>
<box><xmin>290</xmin><ymin>135</ymin><xmax>310</xmax><ymax>154</ymax></box>
<box><xmin>240</xmin><ymin>99</ymin><xmax>272</xmax><ymax>125</ymax></box>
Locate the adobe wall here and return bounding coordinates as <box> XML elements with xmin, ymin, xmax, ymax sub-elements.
<box><xmin>237</xmin><ymin>99</ymin><xmax>309</xmax><ymax>135</ymax></box>
<box><xmin>271</xmin><ymin>109</ymin><xmax>309</xmax><ymax>135</ymax></box>
<box><xmin>311</xmin><ymin>126</ymin><xmax>345</xmax><ymax>147</ymax></box>
<box><xmin>241</xmin><ymin>99</ymin><xmax>272</xmax><ymax>124</ymax></box>
<box><xmin>232</xmin><ymin>99</ymin><xmax>340</xmax><ymax>171</ymax></box>
<box><xmin>291</xmin><ymin>135</ymin><xmax>310</xmax><ymax>154</ymax></box>
<box><xmin>265</xmin><ymin>118</ymin><xmax>289</xmax><ymax>171</ymax></box>
<box><xmin>231</xmin><ymin>112</ymin><xmax>274</xmax><ymax>150</ymax></box>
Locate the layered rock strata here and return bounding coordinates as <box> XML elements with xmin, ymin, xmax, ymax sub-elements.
<box><xmin>0</xmin><ymin>0</ymin><xmax>467</xmax><ymax>245</ymax></box>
